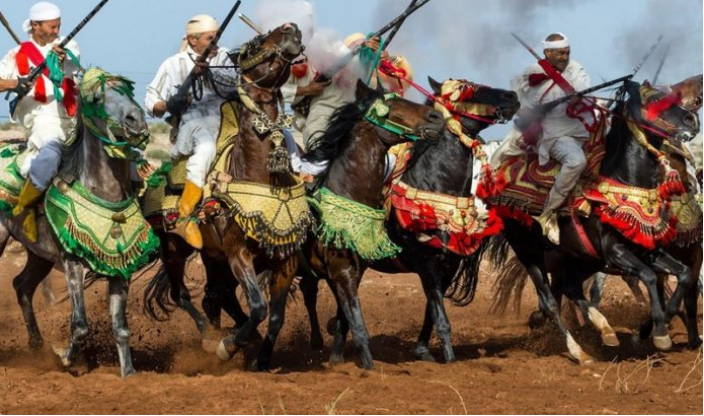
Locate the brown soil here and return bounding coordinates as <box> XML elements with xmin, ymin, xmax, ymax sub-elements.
<box><xmin>0</xmin><ymin>251</ymin><xmax>700</xmax><ymax>415</ymax></box>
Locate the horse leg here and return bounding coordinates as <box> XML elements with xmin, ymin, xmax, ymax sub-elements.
<box><xmin>55</xmin><ymin>257</ymin><xmax>89</xmax><ymax>367</ymax></box>
<box><xmin>0</xmin><ymin>220</ymin><xmax>11</xmax><ymax>257</ymax></box>
<box><xmin>13</xmin><ymin>251</ymin><xmax>54</xmax><ymax>349</ymax></box>
<box><xmin>217</xmin><ymin>248</ymin><xmax>267</xmax><ymax>361</ymax></box>
<box><xmin>606</xmin><ymin>244</ymin><xmax>671</xmax><ymax>350</ymax></box>
<box><xmin>589</xmin><ymin>272</ymin><xmax>608</xmax><ymax>308</ymax></box>
<box><xmin>560</xmin><ymin>265</ymin><xmax>619</xmax><ymax>347</ymax></box>
<box><xmin>648</xmin><ymin>250</ymin><xmax>692</xmax><ymax>330</ymax></box>
<box><xmin>299</xmin><ymin>274</ymin><xmax>324</xmax><ymax>350</ymax></box>
<box><xmin>108</xmin><ymin>278</ymin><xmax>135</xmax><ymax>377</ymax></box>
<box><xmin>421</xmin><ymin>266</ymin><xmax>456</xmax><ymax>363</ymax></box>
<box><xmin>163</xmin><ymin>247</ymin><xmax>208</xmax><ymax>334</ymax></box>
<box><xmin>413</xmin><ymin>301</ymin><xmax>436</xmax><ymax>362</ymax></box>
<box><xmin>682</xmin><ymin>247</ymin><xmax>703</xmax><ymax>348</ymax></box>
<box><xmin>328</xmin><ymin>259</ymin><xmax>373</xmax><ymax>369</ymax></box>
<box><xmin>325</xmin><ymin>278</ymin><xmax>349</xmax><ymax>365</ymax></box>
<box><xmin>524</xmin><ymin>261</ymin><xmax>593</xmax><ymax>365</ymax></box>
<box><xmin>252</xmin><ymin>260</ymin><xmax>297</xmax><ymax>371</ymax></box>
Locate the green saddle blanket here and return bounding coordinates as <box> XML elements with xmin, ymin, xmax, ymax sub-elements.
<box><xmin>45</xmin><ymin>180</ymin><xmax>160</xmax><ymax>280</ymax></box>
<box><xmin>0</xmin><ymin>141</ymin><xmax>29</xmax><ymax>214</ymax></box>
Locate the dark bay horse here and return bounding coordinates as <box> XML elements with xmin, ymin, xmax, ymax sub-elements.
<box><xmin>0</xmin><ymin>68</ymin><xmax>153</xmax><ymax>377</ymax></box>
<box><xmin>299</xmin><ymin>77</ymin><xmax>520</xmax><ymax>364</ymax></box>
<box><xmin>146</xmin><ymin>23</ymin><xmax>312</xmax><ymax>371</ymax></box>
<box><xmin>489</xmin><ymin>80</ymin><xmax>700</xmax><ymax>364</ymax></box>
<box><xmin>297</xmin><ymin>81</ymin><xmax>445</xmax><ymax>369</ymax></box>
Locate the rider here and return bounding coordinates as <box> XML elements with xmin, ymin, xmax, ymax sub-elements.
<box><xmin>493</xmin><ymin>32</ymin><xmax>593</xmax><ymax>245</ymax></box>
<box><xmin>145</xmin><ymin>15</ymin><xmax>237</xmax><ymax>250</ymax></box>
<box><xmin>0</xmin><ymin>1</ymin><xmax>81</xmax><ymax>243</ymax></box>
<box><xmin>283</xmin><ymin>32</ymin><xmax>410</xmax><ymax>178</ymax></box>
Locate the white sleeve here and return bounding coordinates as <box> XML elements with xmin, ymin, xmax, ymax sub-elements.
<box><xmin>0</xmin><ymin>47</ymin><xmax>19</xmax><ymax>80</ymax></box>
<box><xmin>144</xmin><ymin>60</ymin><xmax>174</xmax><ymax>117</ymax></box>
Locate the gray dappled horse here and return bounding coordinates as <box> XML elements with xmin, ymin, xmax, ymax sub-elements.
<box><xmin>0</xmin><ymin>68</ymin><xmax>152</xmax><ymax>377</ymax></box>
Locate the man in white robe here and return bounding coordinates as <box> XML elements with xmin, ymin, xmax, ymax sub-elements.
<box><xmin>145</xmin><ymin>15</ymin><xmax>235</xmax><ymax>249</ymax></box>
<box><xmin>492</xmin><ymin>33</ymin><xmax>593</xmax><ymax>244</ymax></box>
<box><xmin>0</xmin><ymin>1</ymin><xmax>80</xmax><ymax>242</ymax></box>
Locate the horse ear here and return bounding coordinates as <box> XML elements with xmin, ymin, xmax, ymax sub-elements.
<box><xmin>355</xmin><ymin>79</ymin><xmax>373</xmax><ymax>101</ymax></box>
<box><xmin>428</xmin><ymin>76</ymin><xmax>442</xmax><ymax>95</ymax></box>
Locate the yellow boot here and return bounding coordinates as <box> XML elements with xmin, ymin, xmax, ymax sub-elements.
<box><xmin>169</xmin><ymin>180</ymin><xmax>204</xmax><ymax>249</ymax></box>
<box><xmin>12</xmin><ymin>180</ymin><xmax>44</xmax><ymax>243</ymax></box>
<box><xmin>533</xmin><ymin>210</ymin><xmax>560</xmax><ymax>245</ymax></box>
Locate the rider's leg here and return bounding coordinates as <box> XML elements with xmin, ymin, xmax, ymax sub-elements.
<box><xmin>535</xmin><ymin>136</ymin><xmax>586</xmax><ymax>245</ymax></box>
<box><xmin>169</xmin><ymin>120</ymin><xmax>217</xmax><ymax>250</ymax></box>
<box><xmin>13</xmin><ymin>140</ymin><xmax>62</xmax><ymax>243</ymax></box>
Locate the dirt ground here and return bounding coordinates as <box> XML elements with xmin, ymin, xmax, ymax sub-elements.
<box><xmin>0</xmin><ymin>246</ymin><xmax>700</xmax><ymax>415</ymax></box>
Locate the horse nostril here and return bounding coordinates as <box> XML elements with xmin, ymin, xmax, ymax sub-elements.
<box><xmin>683</xmin><ymin>114</ymin><xmax>697</xmax><ymax>128</ymax></box>
<box><xmin>426</xmin><ymin>110</ymin><xmax>443</xmax><ymax>124</ymax></box>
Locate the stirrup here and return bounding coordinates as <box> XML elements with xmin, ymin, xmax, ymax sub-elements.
<box><xmin>533</xmin><ymin>211</ymin><xmax>560</xmax><ymax>245</ymax></box>
<box><xmin>168</xmin><ymin>217</ymin><xmax>203</xmax><ymax>249</ymax></box>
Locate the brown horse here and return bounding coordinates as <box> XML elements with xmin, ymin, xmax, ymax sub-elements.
<box><xmin>145</xmin><ymin>23</ymin><xmax>306</xmax><ymax>371</ymax></box>
<box><xmin>295</xmin><ymin>82</ymin><xmax>445</xmax><ymax>369</ymax></box>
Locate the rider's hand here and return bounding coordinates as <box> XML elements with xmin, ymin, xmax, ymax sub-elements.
<box><xmin>193</xmin><ymin>61</ymin><xmax>210</xmax><ymax>76</ymax></box>
<box><xmin>52</xmin><ymin>45</ymin><xmax>67</xmax><ymax>63</ymax></box>
<box><xmin>166</xmin><ymin>92</ymin><xmax>190</xmax><ymax>116</ymax></box>
<box><xmin>13</xmin><ymin>77</ymin><xmax>31</xmax><ymax>96</ymax></box>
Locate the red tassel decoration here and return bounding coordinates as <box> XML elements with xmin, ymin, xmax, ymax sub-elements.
<box><xmin>658</xmin><ymin>168</ymin><xmax>686</xmax><ymax>200</ymax></box>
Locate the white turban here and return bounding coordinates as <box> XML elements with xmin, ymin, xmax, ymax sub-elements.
<box><xmin>22</xmin><ymin>2</ymin><xmax>61</xmax><ymax>34</ymax></box>
<box><xmin>186</xmin><ymin>15</ymin><xmax>218</xmax><ymax>36</ymax></box>
<box><xmin>542</xmin><ymin>32</ymin><xmax>570</xmax><ymax>50</ymax></box>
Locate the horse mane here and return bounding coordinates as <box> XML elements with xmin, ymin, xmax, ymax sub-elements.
<box><xmin>601</xmin><ymin>82</ymin><xmax>644</xmax><ymax>174</ymax></box>
<box><xmin>303</xmin><ymin>89</ymin><xmax>382</xmax><ymax>164</ymax></box>
<box><xmin>59</xmin><ymin>102</ymin><xmax>85</xmax><ymax>180</ymax></box>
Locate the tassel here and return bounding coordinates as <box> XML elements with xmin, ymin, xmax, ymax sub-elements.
<box><xmin>475</xmin><ymin>163</ymin><xmax>496</xmax><ymax>200</ymax></box>
<box><xmin>658</xmin><ymin>167</ymin><xmax>686</xmax><ymax>200</ymax></box>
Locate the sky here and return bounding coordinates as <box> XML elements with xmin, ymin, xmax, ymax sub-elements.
<box><xmin>0</xmin><ymin>0</ymin><xmax>702</xmax><ymax>139</ymax></box>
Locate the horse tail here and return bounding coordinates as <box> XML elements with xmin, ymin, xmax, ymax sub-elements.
<box><xmin>143</xmin><ymin>263</ymin><xmax>176</xmax><ymax>321</ymax></box>
<box><xmin>485</xmin><ymin>234</ymin><xmax>530</xmax><ymax>315</ymax></box>
<box><xmin>447</xmin><ymin>239</ymin><xmax>489</xmax><ymax>306</ymax></box>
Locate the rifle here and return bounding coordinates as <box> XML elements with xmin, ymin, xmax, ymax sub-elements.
<box><xmin>0</xmin><ymin>10</ymin><xmax>21</xmax><ymax>45</ymax></box>
<box><xmin>382</xmin><ymin>0</ymin><xmax>419</xmax><ymax>51</ymax></box>
<box><xmin>6</xmin><ymin>0</ymin><xmax>111</xmax><ymax>117</ymax></box>
<box><xmin>166</xmin><ymin>0</ymin><xmax>242</xmax><ymax>118</ymax></box>
<box><xmin>515</xmin><ymin>75</ymin><xmax>633</xmax><ymax>144</ymax></box>
<box><xmin>293</xmin><ymin>0</ymin><xmax>431</xmax><ymax>116</ymax></box>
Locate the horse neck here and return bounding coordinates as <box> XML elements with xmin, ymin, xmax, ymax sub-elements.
<box><xmin>228</xmin><ymin>88</ymin><xmax>294</xmax><ymax>184</ymax></box>
<box><xmin>324</xmin><ymin>124</ymin><xmax>388</xmax><ymax>207</ymax></box>
<box><xmin>402</xmin><ymin>132</ymin><xmax>474</xmax><ymax>197</ymax></box>
<box><xmin>600</xmin><ymin>118</ymin><xmax>660</xmax><ymax>189</ymax></box>
<box><xmin>78</xmin><ymin>130</ymin><xmax>132</xmax><ymax>202</ymax></box>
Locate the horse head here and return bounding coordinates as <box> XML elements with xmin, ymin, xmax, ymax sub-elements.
<box><xmin>355</xmin><ymin>79</ymin><xmax>445</xmax><ymax>146</ymax></box>
<box><xmin>78</xmin><ymin>67</ymin><xmax>149</xmax><ymax>151</ymax></box>
<box><xmin>234</xmin><ymin>22</ymin><xmax>303</xmax><ymax>90</ymax></box>
<box><xmin>624</xmin><ymin>80</ymin><xmax>699</xmax><ymax>144</ymax></box>
<box><xmin>668</xmin><ymin>74</ymin><xmax>703</xmax><ymax>112</ymax></box>
<box><xmin>428</xmin><ymin>77</ymin><xmax>520</xmax><ymax>135</ymax></box>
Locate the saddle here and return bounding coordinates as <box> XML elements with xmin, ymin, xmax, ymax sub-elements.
<box><xmin>0</xmin><ymin>141</ymin><xmax>30</xmax><ymax>214</ymax></box>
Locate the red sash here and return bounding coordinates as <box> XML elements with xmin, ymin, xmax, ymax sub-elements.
<box><xmin>15</xmin><ymin>41</ymin><xmax>77</xmax><ymax>116</ymax></box>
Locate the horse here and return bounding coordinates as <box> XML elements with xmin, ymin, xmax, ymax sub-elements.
<box><xmin>294</xmin><ymin>81</ymin><xmax>446</xmax><ymax>369</ymax></box>
<box><xmin>145</xmin><ymin>23</ymin><xmax>313</xmax><ymax>371</ymax></box>
<box><xmin>0</xmin><ymin>68</ymin><xmax>154</xmax><ymax>377</ymax></box>
<box><xmin>488</xmin><ymin>80</ymin><xmax>700</xmax><ymax>364</ymax></box>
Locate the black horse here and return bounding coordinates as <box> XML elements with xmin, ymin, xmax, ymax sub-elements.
<box><xmin>300</xmin><ymin>77</ymin><xmax>520</xmax><ymax>363</ymax></box>
<box><xmin>489</xmin><ymin>80</ymin><xmax>700</xmax><ymax>364</ymax></box>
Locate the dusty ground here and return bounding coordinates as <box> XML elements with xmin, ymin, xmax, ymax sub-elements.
<box><xmin>0</xmin><ymin>246</ymin><xmax>700</xmax><ymax>415</ymax></box>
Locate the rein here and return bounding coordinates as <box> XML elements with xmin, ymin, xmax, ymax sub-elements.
<box><xmin>363</xmin><ymin>92</ymin><xmax>421</xmax><ymax>141</ymax></box>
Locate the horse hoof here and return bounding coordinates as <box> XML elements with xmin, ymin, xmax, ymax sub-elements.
<box><xmin>602</xmin><ymin>332</ymin><xmax>620</xmax><ymax>347</ymax></box>
<box><xmin>310</xmin><ymin>337</ymin><xmax>324</xmax><ymax>351</ymax></box>
<box><xmin>202</xmin><ymin>338</ymin><xmax>220</xmax><ymax>353</ymax></box>
<box><xmin>28</xmin><ymin>338</ymin><xmax>44</xmax><ymax>351</ymax></box>
<box><xmin>528</xmin><ymin>311</ymin><xmax>547</xmax><ymax>329</ymax></box>
<box><xmin>578</xmin><ymin>353</ymin><xmax>595</xmax><ymax>366</ymax></box>
<box><xmin>216</xmin><ymin>339</ymin><xmax>238</xmax><ymax>361</ymax></box>
<box><xmin>121</xmin><ymin>367</ymin><xmax>137</xmax><ymax>378</ymax></box>
<box><xmin>52</xmin><ymin>345</ymin><xmax>71</xmax><ymax>367</ymax></box>
<box><xmin>329</xmin><ymin>354</ymin><xmax>345</xmax><ymax>366</ymax></box>
<box><xmin>250</xmin><ymin>360</ymin><xmax>270</xmax><ymax>372</ymax></box>
<box><xmin>653</xmin><ymin>335</ymin><xmax>673</xmax><ymax>351</ymax></box>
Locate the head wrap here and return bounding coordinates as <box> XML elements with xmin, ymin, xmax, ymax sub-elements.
<box><xmin>179</xmin><ymin>15</ymin><xmax>219</xmax><ymax>52</ymax></box>
<box><xmin>379</xmin><ymin>55</ymin><xmax>414</xmax><ymax>93</ymax></box>
<box><xmin>343</xmin><ymin>32</ymin><xmax>366</xmax><ymax>50</ymax></box>
<box><xmin>542</xmin><ymin>32</ymin><xmax>570</xmax><ymax>50</ymax></box>
<box><xmin>22</xmin><ymin>2</ymin><xmax>61</xmax><ymax>34</ymax></box>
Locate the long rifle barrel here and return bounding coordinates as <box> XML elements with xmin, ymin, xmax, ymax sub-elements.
<box><xmin>238</xmin><ymin>13</ymin><xmax>264</xmax><ymax>35</ymax></box>
<box><xmin>511</xmin><ymin>32</ymin><xmax>542</xmax><ymax>61</ymax></box>
<box><xmin>383</xmin><ymin>0</ymin><xmax>419</xmax><ymax>51</ymax></box>
<box><xmin>0</xmin><ymin>10</ymin><xmax>21</xmax><ymax>45</ymax></box>
<box><xmin>540</xmin><ymin>75</ymin><xmax>633</xmax><ymax>112</ymax></box>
